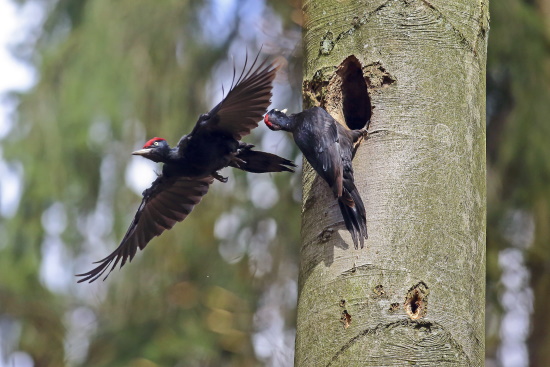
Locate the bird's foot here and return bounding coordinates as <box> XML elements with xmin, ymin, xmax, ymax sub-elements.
<box><xmin>230</xmin><ymin>151</ymin><xmax>247</xmax><ymax>168</ymax></box>
<box><xmin>358</xmin><ymin>121</ymin><xmax>370</xmax><ymax>140</ymax></box>
<box><xmin>232</xmin><ymin>157</ymin><xmax>247</xmax><ymax>168</ymax></box>
<box><xmin>213</xmin><ymin>172</ymin><xmax>228</xmax><ymax>183</ymax></box>
<box><xmin>363</xmin><ymin>118</ymin><xmax>371</xmax><ymax>135</ymax></box>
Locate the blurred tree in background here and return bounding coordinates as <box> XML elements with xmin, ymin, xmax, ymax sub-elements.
<box><xmin>487</xmin><ymin>0</ymin><xmax>550</xmax><ymax>366</ymax></box>
<box><xmin>2</xmin><ymin>0</ymin><xmax>550</xmax><ymax>366</ymax></box>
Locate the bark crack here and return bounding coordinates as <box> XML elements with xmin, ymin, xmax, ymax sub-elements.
<box><xmin>325</xmin><ymin>320</ymin><xmax>470</xmax><ymax>367</ymax></box>
<box><xmin>320</xmin><ymin>0</ymin><xmax>478</xmax><ymax>60</ymax></box>
<box><xmin>473</xmin><ymin>0</ymin><xmax>490</xmax><ymax>53</ymax></box>
<box><xmin>316</xmin><ymin>0</ymin><xmax>392</xmax><ymax>58</ymax></box>
<box><xmin>417</xmin><ymin>0</ymin><xmax>477</xmax><ymax>55</ymax></box>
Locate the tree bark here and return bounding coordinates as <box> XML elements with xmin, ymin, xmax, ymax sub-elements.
<box><xmin>295</xmin><ymin>1</ymin><xmax>488</xmax><ymax>366</ymax></box>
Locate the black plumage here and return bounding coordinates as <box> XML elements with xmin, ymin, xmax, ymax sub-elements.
<box><xmin>77</xmin><ymin>54</ymin><xmax>295</xmax><ymax>283</ymax></box>
<box><xmin>264</xmin><ymin>106</ymin><xmax>368</xmax><ymax>248</ymax></box>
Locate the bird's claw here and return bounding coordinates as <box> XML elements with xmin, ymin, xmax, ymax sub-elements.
<box><xmin>364</xmin><ymin>118</ymin><xmax>371</xmax><ymax>133</ymax></box>
<box><xmin>213</xmin><ymin>172</ymin><xmax>228</xmax><ymax>183</ymax></box>
<box><xmin>230</xmin><ymin>150</ymin><xmax>248</xmax><ymax>168</ymax></box>
<box><xmin>360</xmin><ymin>120</ymin><xmax>370</xmax><ymax>139</ymax></box>
<box><xmin>232</xmin><ymin>157</ymin><xmax>247</xmax><ymax>168</ymax></box>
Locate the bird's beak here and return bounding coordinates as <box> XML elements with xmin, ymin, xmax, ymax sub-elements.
<box><xmin>264</xmin><ymin>114</ymin><xmax>280</xmax><ymax>131</ymax></box>
<box><xmin>132</xmin><ymin>148</ymin><xmax>151</xmax><ymax>156</ymax></box>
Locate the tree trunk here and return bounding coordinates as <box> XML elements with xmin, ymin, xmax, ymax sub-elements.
<box><xmin>295</xmin><ymin>1</ymin><xmax>488</xmax><ymax>366</ymax></box>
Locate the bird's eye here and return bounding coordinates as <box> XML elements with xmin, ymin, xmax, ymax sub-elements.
<box><xmin>154</xmin><ymin>141</ymin><xmax>159</xmax><ymax>146</ymax></box>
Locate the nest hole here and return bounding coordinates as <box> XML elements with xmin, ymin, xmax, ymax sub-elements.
<box><xmin>338</xmin><ymin>56</ymin><xmax>372</xmax><ymax>130</ymax></box>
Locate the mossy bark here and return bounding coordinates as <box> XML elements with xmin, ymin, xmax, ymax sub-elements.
<box><xmin>295</xmin><ymin>0</ymin><xmax>488</xmax><ymax>366</ymax></box>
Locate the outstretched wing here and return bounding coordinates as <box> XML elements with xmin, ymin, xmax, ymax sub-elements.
<box><xmin>77</xmin><ymin>175</ymin><xmax>213</xmax><ymax>283</ymax></box>
<box><xmin>182</xmin><ymin>53</ymin><xmax>278</xmax><ymax>149</ymax></box>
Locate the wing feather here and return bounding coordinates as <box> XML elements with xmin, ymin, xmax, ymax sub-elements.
<box><xmin>190</xmin><ymin>52</ymin><xmax>278</xmax><ymax>142</ymax></box>
<box><xmin>77</xmin><ymin>175</ymin><xmax>213</xmax><ymax>283</ymax></box>
<box><xmin>294</xmin><ymin>108</ymin><xmax>343</xmax><ymax>198</ymax></box>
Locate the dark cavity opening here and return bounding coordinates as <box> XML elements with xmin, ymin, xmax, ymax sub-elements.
<box><xmin>409</xmin><ymin>291</ymin><xmax>420</xmax><ymax>314</ymax></box>
<box><xmin>338</xmin><ymin>55</ymin><xmax>371</xmax><ymax>130</ymax></box>
<box><xmin>405</xmin><ymin>282</ymin><xmax>429</xmax><ymax>320</ymax></box>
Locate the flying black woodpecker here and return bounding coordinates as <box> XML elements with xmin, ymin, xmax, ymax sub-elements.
<box><xmin>77</xmin><ymin>54</ymin><xmax>295</xmax><ymax>283</ymax></box>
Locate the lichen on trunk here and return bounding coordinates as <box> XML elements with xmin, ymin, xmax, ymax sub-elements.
<box><xmin>295</xmin><ymin>0</ymin><xmax>488</xmax><ymax>366</ymax></box>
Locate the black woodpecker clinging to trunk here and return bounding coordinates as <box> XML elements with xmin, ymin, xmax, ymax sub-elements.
<box><xmin>264</xmin><ymin>106</ymin><xmax>368</xmax><ymax>248</ymax></box>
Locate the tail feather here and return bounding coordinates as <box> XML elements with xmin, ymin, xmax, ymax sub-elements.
<box><xmin>231</xmin><ymin>149</ymin><xmax>296</xmax><ymax>173</ymax></box>
<box><xmin>349</xmin><ymin>184</ymin><xmax>367</xmax><ymax>237</ymax></box>
<box><xmin>338</xmin><ymin>200</ymin><xmax>361</xmax><ymax>248</ymax></box>
<box><xmin>338</xmin><ymin>183</ymin><xmax>367</xmax><ymax>249</ymax></box>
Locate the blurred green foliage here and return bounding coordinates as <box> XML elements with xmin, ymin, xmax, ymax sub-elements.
<box><xmin>487</xmin><ymin>0</ymin><xmax>550</xmax><ymax>365</ymax></box>
<box><xmin>0</xmin><ymin>0</ymin><xmax>301</xmax><ymax>366</ymax></box>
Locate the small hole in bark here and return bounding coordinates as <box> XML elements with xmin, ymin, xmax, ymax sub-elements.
<box><xmin>382</xmin><ymin>75</ymin><xmax>395</xmax><ymax>86</ymax></box>
<box><xmin>341</xmin><ymin>310</ymin><xmax>352</xmax><ymax>329</ymax></box>
<box><xmin>320</xmin><ymin>228</ymin><xmax>334</xmax><ymax>242</ymax></box>
<box><xmin>389</xmin><ymin>302</ymin><xmax>400</xmax><ymax>313</ymax></box>
<box><xmin>337</xmin><ymin>55</ymin><xmax>371</xmax><ymax>130</ymax></box>
<box><xmin>373</xmin><ymin>284</ymin><xmax>385</xmax><ymax>296</ymax></box>
<box><xmin>404</xmin><ymin>282</ymin><xmax>429</xmax><ymax>320</ymax></box>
